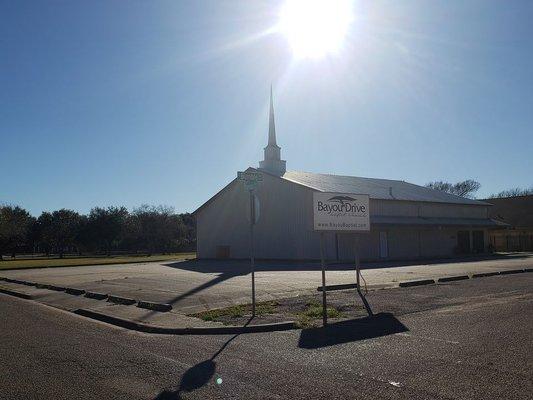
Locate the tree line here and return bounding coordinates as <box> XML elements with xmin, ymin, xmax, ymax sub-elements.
<box><xmin>425</xmin><ymin>180</ymin><xmax>533</xmax><ymax>200</ymax></box>
<box><xmin>0</xmin><ymin>205</ymin><xmax>195</xmax><ymax>259</ymax></box>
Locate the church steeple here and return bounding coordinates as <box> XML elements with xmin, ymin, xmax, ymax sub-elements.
<box><xmin>259</xmin><ymin>86</ymin><xmax>286</xmax><ymax>175</ymax></box>
<box><xmin>268</xmin><ymin>85</ymin><xmax>277</xmax><ymax>146</ymax></box>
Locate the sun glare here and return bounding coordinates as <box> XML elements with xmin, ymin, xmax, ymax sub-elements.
<box><xmin>279</xmin><ymin>0</ymin><xmax>353</xmax><ymax>59</ymax></box>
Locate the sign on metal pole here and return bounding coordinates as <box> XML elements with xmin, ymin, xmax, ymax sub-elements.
<box><xmin>313</xmin><ymin>192</ymin><xmax>371</xmax><ymax>326</ymax></box>
<box><xmin>237</xmin><ymin>171</ymin><xmax>263</xmax><ymax>317</ymax></box>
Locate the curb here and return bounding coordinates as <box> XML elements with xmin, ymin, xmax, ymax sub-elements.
<box><xmin>437</xmin><ymin>275</ymin><xmax>470</xmax><ymax>283</ymax></box>
<box><xmin>399</xmin><ymin>279</ymin><xmax>435</xmax><ymax>287</ymax></box>
<box><xmin>73</xmin><ymin>308</ymin><xmax>296</xmax><ymax>335</ymax></box>
<box><xmin>4</xmin><ymin>278</ymin><xmax>28</xmax><ymax>285</ymax></box>
<box><xmin>0</xmin><ymin>287</ymin><xmax>33</xmax><ymax>300</ymax></box>
<box><xmin>35</xmin><ymin>283</ymin><xmax>66</xmax><ymax>291</ymax></box>
<box><xmin>66</xmin><ymin>287</ymin><xmax>86</xmax><ymax>296</ymax></box>
<box><xmin>472</xmin><ymin>271</ymin><xmax>500</xmax><ymax>278</ymax></box>
<box><xmin>500</xmin><ymin>269</ymin><xmax>525</xmax><ymax>275</ymax></box>
<box><xmin>317</xmin><ymin>283</ymin><xmax>358</xmax><ymax>292</ymax></box>
<box><xmin>85</xmin><ymin>291</ymin><xmax>108</xmax><ymax>300</ymax></box>
<box><xmin>107</xmin><ymin>295</ymin><xmax>136</xmax><ymax>305</ymax></box>
<box><xmin>137</xmin><ymin>300</ymin><xmax>172</xmax><ymax>312</ymax></box>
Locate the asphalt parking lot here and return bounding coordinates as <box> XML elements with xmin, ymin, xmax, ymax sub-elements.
<box><xmin>1</xmin><ymin>253</ymin><xmax>532</xmax><ymax>313</ymax></box>
<box><xmin>1</xmin><ymin>273</ymin><xmax>531</xmax><ymax>400</ymax></box>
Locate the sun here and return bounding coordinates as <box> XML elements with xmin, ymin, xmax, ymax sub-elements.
<box><xmin>279</xmin><ymin>0</ymin><xmax>354</xmax><ymax>59</ymax></box>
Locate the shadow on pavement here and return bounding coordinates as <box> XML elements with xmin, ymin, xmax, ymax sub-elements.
<box><xmin>298</xmin><ymin>313</ymin><xmax>408</xmax><ymax>349</ymax></box>
<box><xmin>138</xmin><ymin>269</ymin><xmax>246</xmax><ymax>321</ymax></box>
<box><xmin>152</xmin><ymin>318</ymin><xmax>251</xmax><ymax>399</ymax></box>
<box><xmin>165</xmin><ymin>253</ymin><xmax>529</xmax><ymax>274</ymax></box>
<box><xmin>148</xmin><ymin>253</ymin><xmax>528</xmax><ymax>313</ymax></box>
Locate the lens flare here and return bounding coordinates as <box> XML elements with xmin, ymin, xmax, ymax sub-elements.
<box><xmin>279</xmin><ymin>0</ymin><xmax>353</xmax><ymax>59</ymax></box>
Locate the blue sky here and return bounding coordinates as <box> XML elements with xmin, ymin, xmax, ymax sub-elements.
<box><xmin>1</xmin><ymin>1</ymin><xmax>532</xmax><ymax>216</ymax></box>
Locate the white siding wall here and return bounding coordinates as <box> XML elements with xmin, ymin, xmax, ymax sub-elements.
<box><xmin>196</xmin><ymin>174</ymin><xmax>491</xmax><ymax>260</ymax></box>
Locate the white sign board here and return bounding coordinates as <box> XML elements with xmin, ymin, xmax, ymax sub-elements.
<box><xmin>313</xmin><ymin>192</ymin><xmax>370</xmax><ymax>232</ymax></box>
<box><xmin>238</xmin><ymin>171</ymin><xmax>263</xmax><ymax>191</ymax></box>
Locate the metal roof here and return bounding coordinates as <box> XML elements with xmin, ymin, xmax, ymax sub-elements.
<box><xmin>279</xmin><ymin>170</ymin><xmax>490</xmax><ymax>206</ymax></box>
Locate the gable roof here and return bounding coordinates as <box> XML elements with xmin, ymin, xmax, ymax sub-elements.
<box><xmin>193</xmin><ymin>168</ymin><xmax>489</xmax><ymax>215</ymax></box>
<box><xmin>278</xmin><ymin>170</ymin><xmax>489</xmax><ymax>206</ymax></box>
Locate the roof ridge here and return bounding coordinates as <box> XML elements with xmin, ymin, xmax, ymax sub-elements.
<box><xmin>286</xmin><ymin>170</ymin><xmax>405</xmax><ymax>183</ymax></box>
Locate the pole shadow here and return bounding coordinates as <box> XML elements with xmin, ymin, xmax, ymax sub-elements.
<box><xmin>152</xmin><ymin>318</ymin><xmax>252</xmax><ymax>399</ymax></box>
<box><xmin>298</xmin><ymin>313</ymin><xmax>408</xmax><ymax>349</ymax></box>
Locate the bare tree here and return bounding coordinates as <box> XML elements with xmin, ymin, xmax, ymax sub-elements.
<box><xmin>488</xmin><ymin>186</ymin><xmax>533</xmax><ymax>198</ymax></box>
<box><xmin>425</xmin><ymin>180</ymin><xmax>481</xmax><ymax>199</ymax></box>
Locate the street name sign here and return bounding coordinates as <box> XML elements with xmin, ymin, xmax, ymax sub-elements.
<box><xmin>313</xmin><ymin>192</ymin><xmax>370</xmax><ymax>232</ymax></box>
<box><xmin>238</xmin><ymin>171</ymin><xmax>263</xmax><ymax>191</ymax></box>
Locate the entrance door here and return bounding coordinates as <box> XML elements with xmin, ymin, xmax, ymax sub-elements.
<box><xmin>472</xmin><ymin>231</ymin><xmax>484</xmax><ymax>253</ymax></box>
<box><xmin>379</xmin><ymin>231</ymin><xmax>388</xmax><ymax>258</ymax></box>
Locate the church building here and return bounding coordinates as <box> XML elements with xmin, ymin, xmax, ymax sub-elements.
<box><xmin>193</xmin><ymin>91</ymin><xmax>504</xmax><ymax>261</ymax></box>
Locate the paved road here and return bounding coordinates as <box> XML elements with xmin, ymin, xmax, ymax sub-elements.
<box><xmin>1</xmin><ymin>274</ymin><xmax>532</xmax><ymax>399</ymax></box>
<box><xmin>1</xmin><ymin>253</ymin><xmax>532</xmax><ymax>313</ymax></box>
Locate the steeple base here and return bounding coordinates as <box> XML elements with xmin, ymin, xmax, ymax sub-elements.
<box><xmin>259</xmin><ymin>159</ymin><xmax>286</xmax><ymax>176</ymax></box>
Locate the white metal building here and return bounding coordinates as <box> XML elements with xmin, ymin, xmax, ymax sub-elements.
<box><xmin>194</xmin><ymin>93</ymin><xmax>504</xmax><ymax>261</ymax></box>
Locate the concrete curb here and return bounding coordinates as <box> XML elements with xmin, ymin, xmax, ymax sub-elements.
<box><xmin>500</xmin><ymin>269</ymin><xmax>525</xmax><ymax>275</ymax></box>
<box><xmin>137</xmin><ymin>300</ymin><xmax>172</xmax><ymax>312</ymax></box>
<box><xmin>73</xmin><ymin>308</ymin><xmax>296</xmax><ymax>335</ymax></box>
<box><xmin>472</xmin><ymin>271</ymin><xmax>500</xmax><ymax>278</ymax></box>
<box><xmin>317</xmin><ymin>283</ymin><xmax>358</xmax><ymax>292</ymax></box>
<box><xmin>84</xmin><ymin>291</ymin><xmax>108</xmax><ymax>300</ymax></box>
<box><xmin>66</xmin><ymin>288</ymin><xmax>86</xmax><ymax>296</ymax></box>
<box><xmin>437</xmin><ymin>275</ymin><xmax>470</xmax><ymax>283</ymax></box>
<box><xmin>399</xmin><ymin>279</ymin><xmax>435</xmax><ymax>287</ymax></box>
<box><xmin>0</xmin><ymin>287</ymin><xmax>33</xmax><ymax>300</ymax></box>
<box><xmin>4</xmin><ymin>278</ymin><xmax>29</xmax><ymax>285</ymax></box>
<box><xmin>35</xmin><ymin>283</ymin><xmax>66</xmax><ymax>291</ymax></box>
<box><xmin>107</xmin><ymin>295</ymin><xmax>136</xmax><ymax>305</ymax></box>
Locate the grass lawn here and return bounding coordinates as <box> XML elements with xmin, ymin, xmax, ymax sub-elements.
<box><xmin>191</xmin><ymin>298</ymin><xmax>345</xmax><ymax>328</ymax></box>
<box><xmin>0</xmin><ymin>252</ymin><xmax>196</xmax><ymax>271</ymax></box>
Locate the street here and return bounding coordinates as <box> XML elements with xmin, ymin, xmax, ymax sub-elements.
<box><xmin>1</xmin><ymin>273</ymin><xmax>532</xmax><ymax>399</ymax></box>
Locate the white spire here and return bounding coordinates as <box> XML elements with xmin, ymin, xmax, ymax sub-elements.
<box><xmin>259</xmin><ymin>86</ymin><xmax>286</xmax><ymax>175</ymax></box>
<box><xmin>268</xmin><ymin>85</ymin><xmax>277</xmax><ymax>146</ymax></box>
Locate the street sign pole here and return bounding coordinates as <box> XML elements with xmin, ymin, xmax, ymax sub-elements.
<box><xmin>238</xmin><ymin>171</ymin><xmax>263</xmax><ymax>319</ymax></box>
<box><xmin>354</xmin><ymin>234</ymin><xmax>373</xmax><ymax>316</ymax></box>
<box><xmin>249</xmin><ymin>188</ymin><xmax>256</xmax><ymax>317</ymax></box>
<box><xmin>320</xmin><ymin>232</ymin><xmax>327</xmax><ymax>327</ymax></box>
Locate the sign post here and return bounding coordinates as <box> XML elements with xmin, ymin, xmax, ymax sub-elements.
<box><xmin>313</xmin><ymin>192</ymin><xmax>371</xmax><ymax>326</ymax></box>
<box><xmin>354</xmin><ymin>235</ymin><xmax>373</xmax><ymax>316</ymax></box>
<box><xmin>319</xmin><ymin>232</ymin><xmax>327</xmax><ymax>326</ymax></box>
<box><xmin>238</xmin><ymin>171</ymin><xmax>263</xmax><ymax>317</ymax></box>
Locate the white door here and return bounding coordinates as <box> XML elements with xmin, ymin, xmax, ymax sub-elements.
<box><xmin>379</xmin><ymin>231</ymin><xmax>388</xmax><ymax>258</ymax></box>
